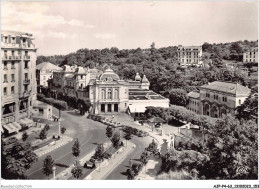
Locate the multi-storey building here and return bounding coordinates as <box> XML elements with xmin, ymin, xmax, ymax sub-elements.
<box><xmin>243</xmin><ymin>47</ymin><xmax>258</xmax><ymax>63</ymax></box>
<box><xmin>36</xmin><ymin>62</ymin><xmax>62</xmax><ymax>87</ymax></box>
<box><xmin>187</xmin><ymin>81</ymin><xmax>251</xmax><ymax>118</ymax></box>
<box><xmin>1</xmin><ymin>30</ymin><xmax>37</xmax><ymax>134</ymax></box>
<box><xmin>177</xmin><ymin>45</ymin><xmax>202</xmax><ymax>67</ymax></box>
<box><xmin>49</xmin><ymin>66</ymin><xmax>169</xmax><ymax>116</ymax></box>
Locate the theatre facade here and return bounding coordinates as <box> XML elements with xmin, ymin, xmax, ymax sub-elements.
<box><xmin>88</xmin><ymin>67</ymin><xmax>169</xmax><ymax>116</ymax></box>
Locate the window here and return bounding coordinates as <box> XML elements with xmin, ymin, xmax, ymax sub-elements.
<box><xmin>11</xmin><ymin>86</ymin><xmax>14</xmax><ymax>94</ymax></box>
<box><xmin>222</xmin><ymin>96</ymin><xmax>227</xmax><ymax>102</ymax></box>
<box><xmin>3</xmin><ymin>74</ymin><xmax>7</xmax><ymax>83</ymax></box>
<box><xmin>25</xmin><ymin>73</ymin><xmax>28</xmax><ymax>80</ymax></box>
<box><xmin>239</xmin><ymin>99</ymin><xmax>241</xmax><ymax>105</ymax></box>
<box><xmin>4</xmin><ymin>62</ymin><xmax>7</xmax><ymax>70</ymax></box>
<box><xmin>12</xmin><ymin>51</ymin><xmax>14</xmax><ymax>56</ymax></box>
<box><xmin>11</xmin><ymin>62</ymin><xmax>15</xmax><ymax>69</ymax></box>
<box><xmin>114</xmin><ymin>89</ymin><xmax>118</xmax><ymax>99</ymax></box>
<box><xmin>24</xmin><ymin>61</ymin><xmax>28</xmax><ymax>69</ymax></box>
<box><xmin>39</xmin><ymin>108</ymin><xmax>44</xmax><ymax>114</ymax></box>
<box><xmin>11</xmin><ymin>74</ymin><xmax>15</xmax><ymax>82</ymax></box>
<box><xmin>108</xmin><ymin>89</ymin><xmax>112</xmax><ymax>100</ymax></box>
<box><xmin>206</xmin><ymin>93</ymin><xmax>210</xmax><ymax>98</ymax></box>
<box><xmin>43</xmin><ymin>76</ymin><xmax>46</xmax><ymax>80</ymax></box>
<box><xmin>101</xmin><ymin>89</ymin><xmax>106</xmax><ymax>99</ymax></box>
<box><xmin>5</xmin><ymin>36</ymin><xmax>7</xmax><ymax>43</ymax></box>
<box><xmin>24</xmin><ymin>85</ymin><xmax>28</xmax><ymax>92</ymax></box>
<box><xmin>214</xmin><ymin>94</ymin><xmax>218</xmax><ymax>100</ymax></box>
<box><xmin>4</xmin><ymin>87</ymin><xmax>7</xmax><ymax>95</ymax></box>
<box><xmin>81</xmin><ymin>75</ymin><xmax>83</xmax><ymax>79</ymax></box>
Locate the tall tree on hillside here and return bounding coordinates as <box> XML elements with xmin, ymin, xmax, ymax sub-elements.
<box><xmin>42</xmin><ymin>155</ymin><xmax>54</xmax><ymax>180</ymax></box>
<box><xmin>236</xmin><ymin>93</ymin><xmax>258</xmax><ymax>121</ymax></box>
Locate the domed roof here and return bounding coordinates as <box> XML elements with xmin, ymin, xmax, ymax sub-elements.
<box><xmin>135</xmin><ymin>73</ymin><xmax>141</xmax><ymax>81</ymax></box>
<box><xmin>99</xmin><ymin>67</ymin><xmax>120</xmax><ymax>81</ymax></box>
<box><xmin>142</xmin><ymin>75</ymin><xmax>149</xmax><ymax>83</ymax></box>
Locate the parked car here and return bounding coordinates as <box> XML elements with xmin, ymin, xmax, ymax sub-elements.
<box><xmin>84</xmin><ymin>161</ymin><xmax>96</xmax><ymax>169</ymax></box>
<box><xmin>4</xmin><ymin>137</ymin><xmax>18</xmax><ymax>146</ymax></box>
<box><xmin>84</xmin><ymin>159</ymin><xmax>96</xmax><ymax>169</ymax></box>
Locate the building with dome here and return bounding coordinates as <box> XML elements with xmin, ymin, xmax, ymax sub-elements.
<box><xmin>49</xmin><ymin>66</ymin><xmax>169</xmax><ymax>116</ymax></box>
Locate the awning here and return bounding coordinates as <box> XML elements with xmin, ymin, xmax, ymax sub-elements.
<box><xmin>2</xmin><ymin>122</ymin><xmax>21</xmax><ymax>133</ymax></box>
<box><xmin>128</xmin><ymin>104</ymin><xmax>147</xmax><ymax>113</ymax></box>
<box><xmin>20</xmin><ymin>118</ymin><xmax>34</xmax><ymax>125</ymax></box>
<box><xmin>148</xmin><ymin>117</ymin><xmax>165</xmax><ymax>123</ymax></box>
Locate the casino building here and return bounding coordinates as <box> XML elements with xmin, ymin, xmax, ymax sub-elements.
<box><xmin>50</xmin><ymin>66</ymin><xmax>169</xmax><ymax>117</ymax></box>
<box><xmin>89</xmin><ymin>67</ymin><xmax>169</xmax><ymax>116</ymax></box>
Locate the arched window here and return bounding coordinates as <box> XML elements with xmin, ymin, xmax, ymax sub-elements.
<box><xmin>101</xmin><ymin>89</ymin><xmax>106</xmax><ymax>99</ymax></box>
<box><xmin>108</xmin><ymin>89</ymin><xmax>112</xmax><ymax>100</ymax></box>
<box><xmin>114</xmin><ymin>89</ymin><xmax>118</xmax><ymax>99</ymax></box>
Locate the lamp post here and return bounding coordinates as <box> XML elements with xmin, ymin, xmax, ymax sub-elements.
<box><xmin>52</xmin><ymin>166</ymin><xmax>56</xmax><ymax>180</ymax></box>
<box><xmin>58</xmin><ymin>119</ymin><xmax>61</xmax><ymax>139</ymax></box>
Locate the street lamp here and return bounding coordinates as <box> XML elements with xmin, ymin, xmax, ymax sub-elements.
<box><xmin>52</xmin><ymin>166</ymin><xmax>56</xmax><ymax>180</ymax></box>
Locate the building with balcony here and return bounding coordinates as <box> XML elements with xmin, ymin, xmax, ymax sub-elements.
<box><xmin>36</xmin><ymin>62</ymin><xmax>62</xmax><ymax>87</ymax></box>
<box><xmin>243</xmin><ymin>47</ymin><xmax>258</xmax><ymax>63</ymax></box>
<box><xmin>1</xmin><ymin>30</ymin><xmax>37</xmax><ymax>135</ymax></box>
<box><xmin>186</xmin><ymin>81</ymin><xmax>251</xmax><ymax>118</ymax></box>
<box><xmin>177</xmin><ymin>45</ymin><xmax>202</xmax><ymax>67</ymax></box>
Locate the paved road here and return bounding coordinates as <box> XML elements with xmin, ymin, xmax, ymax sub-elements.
<box><xmin>27</xmin><ymin>108</ymin><xmax>107</xmax><ymax>179</ymax></box>
<box><xmin>104</xmin><ymin>135</ymin><xmax>152</xmax><ymax>180</ymax></box>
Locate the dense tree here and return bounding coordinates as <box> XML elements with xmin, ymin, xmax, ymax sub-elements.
<box><xmin>72</xmin><ymin>138</ymin><xmax>80</xmax><ymax>160</ymax></box>
<box><xmin>105</xmin><ymin>126</ymin><xmax>114</xmax><ymax>141</ymax></box>
<box><xmin>22</xmin><ymin>131</ymin><xmax>29</xmax><ymax>142</ymax></box>
<box><xmin>236</xmin><ymin>93</ymin><xmax>258</xmax><ymax>121</ymax></box>
<box><xmin>200</xmin><ymin>115</ymin><xmax>258</xmax><ymax>179</ymax></box>
<box><xmin>169</xmin><ymin>88</ymin><xmax>188</xmax><ymax>106</ymax></box>
<box><xmin>71</xmin><ymin>161</ymin><xmax>83</xmax><ymax>180</ymax></box>
<box><xmin>61</xmin><ymin>127</ymin><xmax>66</xmax><ymax>137</ymax></box>
<box><xmin>123</xmin><ymin>130</ymin><xmax>132</xmax><ymax>147</ymax></box>
<box><xmin>39</xmin><ymin>128</ymin><xmax>47</xmax><ymax>140</ymax></box>
<box><xmin>111</xmin><ymin>132</ymin><xmax>121</xmax><ymax>149</ymax></box>
<box><xmin>2</xmin><ymin>142</ymin><xmax>38</xmax><ymax>179</ymax></box>
<box><xmin>42</xmin><ymin>155</ymin><xmax>54</xmax><ymax>180</ymax></box>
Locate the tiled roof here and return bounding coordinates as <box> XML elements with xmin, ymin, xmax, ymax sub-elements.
<box><xmin>200</xmin><ymin>81</ymin><xmax>251</xmax><ymax>95</ymax></box>
<box><xmin>187</xmin><ymin>91</ymin><xmax>200</xmax><ymax>99</ymax></box>
<box><xmin>36</xmin><ymin>62</ymin><xmax>62</xmax><ymax>71</ymax></box>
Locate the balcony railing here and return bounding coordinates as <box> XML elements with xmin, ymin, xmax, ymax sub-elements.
<box><xmin>2</xmin><ymin>56</ymin><xmax>8</xmax><ymax>60</ymax></box>
<box><xmin>24</xmin><ymin>55</ymin><xmax>30</xmax><ymax>60</ymax></box>
<box><xmin>20</xmin><ymin>90</ymin><xmax>31</xmax><ymax>98</ymax></box>
<box><xmin>2</xmin><ymin>112</ymin><xmax>15</xmax><ymax>119</ymax></box>
<box><xmin>23</xmin><ymin>79</ymin><xmax>30</xmax><ymax>85</ymax></box>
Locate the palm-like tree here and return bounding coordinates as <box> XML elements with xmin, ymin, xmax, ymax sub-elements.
<box><xmin>72</xmin><ymin>138</ymin><xmax>80</xmax><ymax>161</ymax></box>
<box><xmin>42</xmin><ymin>155</ymin><xmax>54</xmax><ymax>180</ymax></box>
<box><xmin>71</xmin><ymin>161</ymin><xmax>83</xmax><ymax>180</ymax></box>
<box><xmin>123</xmin><ymin>130</ymin><xmax>132</xmax><ymax>147</ymax></box>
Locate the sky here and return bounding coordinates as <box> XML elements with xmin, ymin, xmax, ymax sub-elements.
<box><xmin>1</xmin><ymin>1</ymin><xmax>259</xmax><ymax>56</ymax></box>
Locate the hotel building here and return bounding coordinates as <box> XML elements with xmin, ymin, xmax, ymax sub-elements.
<box><xmin>1</xmin><ymin>30</ymin><xmax>37</xmax><ymax>134</ymax></box>
<box><xmin>243</xmin><ymin>47</ymin><xmax>258</xmax><ymax>63</ymax></box>
<box><xmin>177</xmin><ymin>45</ymin><xmax>202</xmax><ymax>67</ymax></box>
